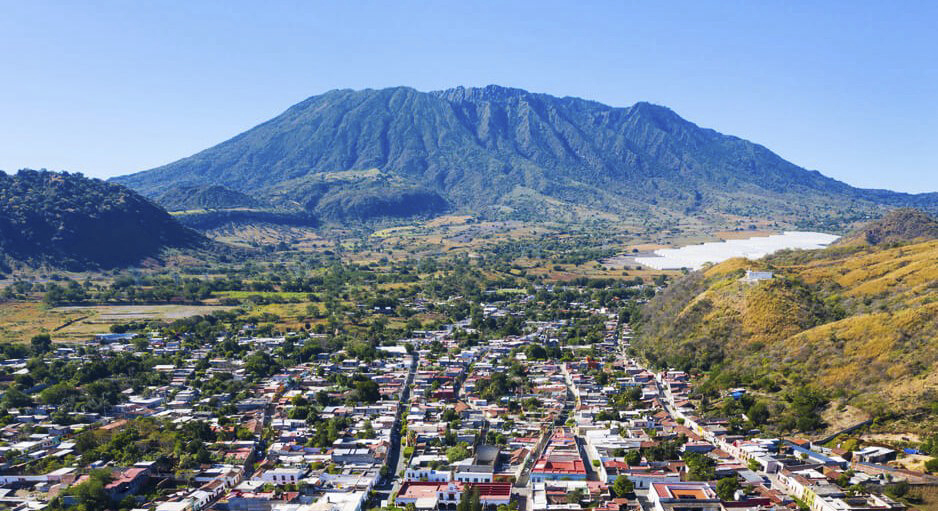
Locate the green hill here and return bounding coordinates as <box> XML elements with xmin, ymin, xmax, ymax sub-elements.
<box><xmin>112</xmin><ymin>85</ymin><xmax>938</xmax><ymax>226</ymax></box>
<box><xmin>155</xmin><ymin>184</ymin><xmax>264</xmax><ymax>211</ymax></box>
<box><xmin>635</xmin><ymin>210</ymin><xmax>938</xmax><ymax>433</ymax></box>
<box><xmin>0</xmin><ymin>170</ymin><xmax>204</xmax><ymax>271</ymax></box>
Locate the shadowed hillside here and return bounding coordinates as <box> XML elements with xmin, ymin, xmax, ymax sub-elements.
<box><xmin>0</xmin><ymin>170</ymin><xmax>205</xmax><ymax>271</ymax></box>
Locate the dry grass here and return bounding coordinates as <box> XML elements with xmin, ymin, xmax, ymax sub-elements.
<box><xmin>908</xmin><ymin>486</ymin><xmax>938</xmax><ymax>511</ymax></box>
<box><xmin>0</xmin><ymin>302</ymin><xmax>92</xmax><ymax>343</ymax></box>
<box><xmin>0</xmin><ymin>303</ymin><xmax>237</xmax><ymax>343</ymax></box>
<box><xmin>649</xmin><ymin>238</ymin><xmax>938</xmax><ymax>432</ymax></box>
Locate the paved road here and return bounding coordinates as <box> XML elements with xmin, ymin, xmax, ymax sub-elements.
<box><xmin>376</xmin><ymin>353</ymin><xmax>418</xmax><ymax>502</ymax></box>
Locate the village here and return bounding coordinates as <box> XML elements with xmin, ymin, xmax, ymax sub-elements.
<box><xmin>0</xmin><ymin>289</ymin><xmax>930</xmax><ymax>511</ymax></box>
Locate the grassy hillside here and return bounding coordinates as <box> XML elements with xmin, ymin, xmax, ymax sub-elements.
<box><xmin>635</xmin><ymin>218</ymin><xmax>938</xmax><ymax>433</ymax></box>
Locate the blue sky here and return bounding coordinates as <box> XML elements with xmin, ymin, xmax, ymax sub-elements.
<box><xmin>1</xmin><ymin>1</ymin><xmax>936</xmax><ymax>192</ymax></box>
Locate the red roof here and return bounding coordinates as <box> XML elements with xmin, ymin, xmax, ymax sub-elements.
<box><xmin>532</xmin><ymin>459</ymin><xmax>586</xmax><ymax>474</ymax></box>
<box><xmin>105</xmin><ymin>467</ymin><xmax>147</xmax><ymax>489</ymax></box>
<box><xmin>469</xmin><ymin>482</ymin><xmax>512</xmax><ymax>498</ymax></box>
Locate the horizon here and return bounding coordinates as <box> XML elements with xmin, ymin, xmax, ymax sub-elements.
<box><xmin>1</xmin><ymin>1</ymin><xmax>936</xmax><ymax>193</ymax></box>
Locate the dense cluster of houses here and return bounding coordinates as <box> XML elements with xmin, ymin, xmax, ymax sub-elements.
<box><xmin>0</xmin><ymin>296</ymin><xmax>929</xmax><ymax>511</ymax></box>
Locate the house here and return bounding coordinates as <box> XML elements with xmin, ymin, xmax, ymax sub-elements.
<box><xmin>258</xmin><ymin>467</ymin><xmax>306</xmax><ymax>485</ymax></box>
<box><xmin>156</xmin><ymin>502</ymin><xmax>192</xmax><ymax>511</ymax></box>
<box><xmin>530</xmin><ymin>430</ymin><xmax>587</xmax><ymax>482</ymax></box>
<box><xmin>454</xmin><ymin>445</ymin><xmax>498</xmax><ymax>483</ymax></box>
<box><xmin>853</xmin><ymin>447</ymin><xmax>896</xmax><ymax>464</ymax></box>
<box><xmin>397</xmin><ymin>482</ymin><xmax>511</xmax><ymax>510</ymax></box>
<box><xmin>105</xmin><ymin>467</ymin><xmax>150</xmax><ymax>500</ymax></box>
<box><xmin>300</xmin><ymin>491</ymin><xmax>367</xmax><ymax>511</ymax></box>
<box><xmin>741</xmin><ymin>270</ymin><xmax>773</xmax><ymax>283</ymax></box>
<box><xmin>227</xmin><ymin>491</ymin><xmax>300</xmax><ymax>511</ymax></box>
<box><xmin>648</xmin><ymin>482</ymin><xmax>722</xmax><ymax>511</ymax></box>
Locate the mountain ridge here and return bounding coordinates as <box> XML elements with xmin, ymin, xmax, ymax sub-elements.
<box><xmin>112</xmin><ymin>85</ymin><xmax>938</xmax><ymax>225</ymax></box>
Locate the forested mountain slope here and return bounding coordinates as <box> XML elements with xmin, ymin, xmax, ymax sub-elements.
<box><xmin>113</xmin><ymin>85</ymin><xmax>938</xmax><ymax>225</ymax></box>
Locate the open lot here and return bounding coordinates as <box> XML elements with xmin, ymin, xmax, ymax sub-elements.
<box><xmin>0</xmin><ymin>302</ymin><xmax>238</xmax><ymax>343</ymax></box>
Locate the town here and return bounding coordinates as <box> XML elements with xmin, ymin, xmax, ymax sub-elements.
<box><xmin>0</xmin><ymin>283</ymin><xmax>930</xmax><ymax>511</ymax></box>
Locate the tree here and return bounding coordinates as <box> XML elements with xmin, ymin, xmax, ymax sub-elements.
<box><xmin>30</xmin><ymin>334</ymin><xmax>52</xmax><ymax>354</ymax></box>
<box><xmin>624</xmin><ymin>449</ymin><xmax>642</xmax><ymax>466</ymax></box>
<box><xmin>747</xmin><ymin>401</ymin><xmax>770</xmax><ymax>425</ymax></box>
<box><xmin>885</xmin><ymin>480</ymin><xmax>909</xmax><ymax>499</ymax></box>
<box><xmin>716</xmin><ymin>477</ymin><xmax>739</xmax><ymax>501</ymax></box>
<box><xmin>69</xmin><ymin>469</ymin><xmax>113</xmax><ymax>511</ymax></box>
<box><xmin>353</xmin><ymin>379</ymin><xmax>381</xmax><ymax>403</ymax></box>
<box><xmin>457</xmin><ymin>487</ymin><xmax>472</xmax><ymax>511</ymax></box>
<box><xmin>526</xmin><ymin>344</ymin><xmax>548</xmax><ymax>360</ymax></box>
<box><xmin>469</xmin><ymin>487</ymin><xmax>482</xmax><ymax>511</ymax></box>
<box><xmin>925</xmin><ymin>457</ymin><xmax>938</xmax><ymax>474</ymax></box>
<box><xmin>132</xmin><ymin>337</ymin><xmax>149</xmax><ymax>352</ymax></box>
<box><xmin>684</xmin><ymin>452</ymin><xmax>716</xmax><ymax>481</ymax></box>
<box><xmin>39</xmin><ymin>383</ymin><xmax>81</xmax><ymax>406</ymax></box>
<box><xmin>244</xmin><ymin>351</ymin><xmax>281</xmax><ymax>378</ymax></box>
<box><xmin>612</xmin><ymin>476</ymin><xmax>634</xmax><ymax>497</ymax></box>
<box><xmin>2</xmin><ymin>387</ymin><xmax>33</xmax><ymax>408</ymax></box>
<box><xmin>747</xmin><ymin>458</ymin><xmax>762</xmax><ymax>472</ymax></box>
<box><xmin>446</xmin><ymin>443</ymin><xmax>471</xmax><ymax>463</ymax></box>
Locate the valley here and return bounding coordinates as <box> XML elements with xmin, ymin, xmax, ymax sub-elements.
<box><xmin>2</xmin><ymin>0</ymin><xmax>937</xmax><ymax>507</ymax></box>
<box><xmin>1</xmin><ymin>90</ymin><xmax>937</xmax><ymax>511</ymax></box>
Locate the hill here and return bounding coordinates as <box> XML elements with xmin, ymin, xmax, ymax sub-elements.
<box><xmin>634</xmin><ymin>209</ymin><xmax>938</xmax><ymax>433</ymax></box>
<box><xmin>0</xmin><ymin>170</ymin><xmax>205</xmax><ymax>271</ymax></box>
<box><xmin>155</xmin><ymin>184</ymin><xmax>263</xmax><ymax>211</ymax></box>
<box><xmin>112</xmin><ymin>85</ymin><xmax>938</xmax><ymax>226</ymax></box>
<box><xmin>836</xmin><ymin>208</ymin><xmax>938</xmax><ymax>246</ymax></box>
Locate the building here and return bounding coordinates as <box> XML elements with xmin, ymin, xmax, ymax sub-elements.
<box><xmin>454</xmin><ymin>445</ymin><xmax>499</xmax><ymax>483</ymax></box>
<box><xmin>648</xmin><ymin>482</ymin><xmax>722</xmax><ymax>511</ymax></box>
<box><xmin>530</xmin><ymin>430</ymin><xmax>587</xmax><ymax>483</ymax></box>
<box><xmin>853</xmin><ymin>447</ymin><xmax>896</xmax><ymax>464</ymax></box>
<box><xmin>396</xmin><ymin>481</ymin><xmax>512</xmax><ymax>510</ymax></box>
<box><xmin>259</xmin><ymin>468</ymin><xmax>307</xmax><ymax>485</ymax></box>
<box><xmin>741</xmin><ymin>270</ymin><xmax>773</xmax><ymax>283</ymax></box>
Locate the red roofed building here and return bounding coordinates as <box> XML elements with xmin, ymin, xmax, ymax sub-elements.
<box><xmin>530</xmin><ymin>429</ymin><xmax>587</xmax><ymax>482</ymax></box>
<box><xmin>397</xmin><ymin>481</ymin><xmax>512</xmax><ymax>510</ymax></box>
<box><xmin>648</xmin><ymin>482</ymin><xmax>721</xmax><ymax>511</ymax></box>
<box><xmin>105</xmin><ymin>467</ymin><xmax>149</xmax><ymax>500</ymax></box>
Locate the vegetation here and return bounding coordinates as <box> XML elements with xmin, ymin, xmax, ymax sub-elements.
<box><xmin>612</xmin><ymin>476</ymin><xmax>634</xmax><ymax>497</ymax></box>
<box><xmin>716</xmin><ymin>477</ymin><xmax>740</xmax><ymax>501</ymax></box>
<box><xmin>113</xmin><ymin>86</ymin><xmax>938</xmax><ymax>227</ymax></box>
<box><xmin>636</xmin><ymin>211</ymin><xmax>938</xmax><ymax>432</ymax></box>
<box><xmin>683</xmin><ymin>452</ymin><xmax>716</xmax><ymax>481</ymax></box>
<box><xmin>0</xmin><ymin>169</ymin><xmax>202</xmax><ymax>271</ymax></box>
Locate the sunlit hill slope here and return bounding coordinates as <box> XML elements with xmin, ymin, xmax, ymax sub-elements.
<box><xmin>636</xmin><ymin>209</ymin><xmax>938</xmax><ymax>432</ymax></box>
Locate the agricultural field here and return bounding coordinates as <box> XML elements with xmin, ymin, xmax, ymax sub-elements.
<box><xmin>0</xmin><ymin>303</ymin><xmax>237</xmax><ymax>342</ymax></box>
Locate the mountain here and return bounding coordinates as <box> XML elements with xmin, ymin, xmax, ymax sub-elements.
<box><xmin>634</xmin><ymin>209</ymin><xmax>938</xmax><ymax>433</ymax></box>
<box><xmin>112</xmin><ymin>85</ymin><xmax>938</xmax><ymax>225</ymax></box>
<box><xmin>0</xmin><ymin>170</ymin><xmax>204</xmax><ymax>271</ymax></box>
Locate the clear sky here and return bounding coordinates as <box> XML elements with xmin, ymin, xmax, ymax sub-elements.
<box><xmin>1</xmin><ymin>1</ymin><xmax>936</xmax><ymax>192</ymax></box>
